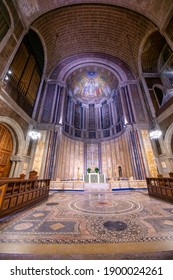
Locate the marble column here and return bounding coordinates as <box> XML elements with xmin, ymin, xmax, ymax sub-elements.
<box><xmin>111</xmin><ymin>99</ymin><xmax>116</xmax><ymax>125</ymax></box>
<box><xmin>59</xmin><ymin>86</ymin><xmax>66</xmax><ymax>125</ymax></box>
<box><xmin>119</xmin><ymin>86</ymin><xmax>129</xmax><ymax>125</ymax></box>
<box><xmin>54</xmin><ymin>85</ymin><xmax>61</xmax><ymax>123</ymax></box>
<box><xmin>10</xmin><ymin>155</ymin><xmax>23</xmax><ymax>177</ymax></box>
<box><xmin>32</xmin><ymin>74</ymin><xmax>45</xmax><ymax>119</ymax></box>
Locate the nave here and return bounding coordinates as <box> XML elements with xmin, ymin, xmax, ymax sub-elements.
<box><xmin>0</xmin><ymin>190</ymin><xmax>173</xmax><ymax>259</ymax></box>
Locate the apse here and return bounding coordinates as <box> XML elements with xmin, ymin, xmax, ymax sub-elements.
<box><xmin>64</xmin><ymin>65</ymin><xmax>123</xmax><ymax>140</ymax></box>
<box><xmin>39</xmin><ymin>54</ymin><xmax>154</xmax><ymax>181</ymax></box>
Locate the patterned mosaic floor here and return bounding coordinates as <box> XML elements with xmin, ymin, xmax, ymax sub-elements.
<box><xmin>0</xmin><ymin>190</ymin><xmax>173</xmax><ymax>258</ymax></box>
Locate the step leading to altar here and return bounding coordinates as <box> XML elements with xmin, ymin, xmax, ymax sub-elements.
<box><xmin>50</xmin><ymin>179</ymin><xmax>147</xmax><ymax>191</ymax></box>
<box><xmin>84</xmin><ymin>183</ymin><xmax>110</xmax><ymax>191</ymax></box>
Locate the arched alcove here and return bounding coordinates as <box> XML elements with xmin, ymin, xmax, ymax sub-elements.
<box><xmin>0</xmin><ymin>116</ymin><xmax>25</xmax><ymax>155</ymax></box>
<box><xmin>4</xmin><ymin>29</ymin><xmax>45</xmax><ymax>116</ymax></box>
<box><xmin>0</xmin><ymin>123</ymin><xmax>13</xmax><ymax>177</ymax></box>
<box><xmin>164</xmin><ymin>123</ymin><xmax>173</xmax><ymax>156</ymax></box>
<box><xmin>0</xmin><ymin>116</ymin><xmax>26</xmax><ymax>177</ymax></box>
<box><xmin>140</xmin><ymin>30</ymin><xmax>173</xmax><ymax>116</ymax></box>
<box><xmin>40</xmin><ymin>53</ymin><xmax>150</xmax><ymax>180</ymax></box>
<box><xmin>0</xmin><ymin>1</ymin><xmax>11</xmax><ymax>41</ymax></box>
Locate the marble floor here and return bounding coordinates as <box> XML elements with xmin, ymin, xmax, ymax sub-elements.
<box><xmin>0</xmin><ymin>189</ymin><xmax>173</xmax><ymax>259</ymax></box>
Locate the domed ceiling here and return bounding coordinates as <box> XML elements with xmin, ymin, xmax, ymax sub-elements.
<box><xmin>67</xmin><ymin>66</ymin><xmax>118</xmax><ymax>103</ymax></box>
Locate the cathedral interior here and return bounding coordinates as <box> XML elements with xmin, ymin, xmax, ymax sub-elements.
<box><xmin>0</xmin><ymin>0</ymin><xmax>173</xmax><ymax>259</ymax></box>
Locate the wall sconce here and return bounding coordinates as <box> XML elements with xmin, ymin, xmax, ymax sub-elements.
<box><xmin>4</xmin><ymin>69</ymin><xmax>12</xmax><ymax>81</ymax></box>
<box><xmin>149</xmin><ymin>130</ymin><xmax>162</xmax><ymax>139</ymax></box>
<box><xmin>28</xmin><ymin>129</ymin><xmax>41</xmax><ymax>140</ymax></box>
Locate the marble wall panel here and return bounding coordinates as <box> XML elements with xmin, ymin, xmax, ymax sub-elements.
<box><xmin>54</xmin><ymin>132</ymin><xmax>146</xmax><ymax>180</ymax></box>
<box><xmin>101</xmin><ymin>133</ymin><xmax>133</xmax><ymax>179</ymax></box>
<box><xmin>141</xmin><ymin>130</ymin><xmax>158</xmax><ymax>177</ymax></box>
<box><xmin>70</xmin><ymin>139</ymin><xmax>75</xmax><ymax>179</ymax></box>
<box><xmin>56</xmin><ymin>134</ymin><xmax>84</xmax><ymax>180</ymax></box>
<box><xmin>101</xmin><ymin>142</ymin><xmax>107</xmax><ymax>175</ymax></box>
<box><xmin>110</xmin><ymin>140</ymin><xmax>116</xmax><ymax>178</ymax></box>
<box><xmin>86</xmin><ymin>143</ymin><xmax>99</xmax><ymax>171</ymax></box>
<box><xmin>32</xmin><ymin>131</ymin><xmax>47</xmax><ymax>177</ymax></box>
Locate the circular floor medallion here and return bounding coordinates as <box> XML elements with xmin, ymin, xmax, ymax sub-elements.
<box><xmin>87</xmin><ymin>217</ymin><xmax>147</xmax><ymax>243</ymax></box>
<box><xmin>69</xmin><ymin>196</ymin><xmax>142</xmax><ymax>215</ymax></box>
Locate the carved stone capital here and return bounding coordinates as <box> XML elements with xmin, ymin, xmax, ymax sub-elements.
<box><xmin>10</xmin><ymin>155</ymin><xmax>22</xmax><ymax>162</ymax></box>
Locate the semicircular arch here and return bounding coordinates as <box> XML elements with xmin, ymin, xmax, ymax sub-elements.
<box><xmin>49</xmin><ymin>53</ymin><xmax>135</xmax><ymax>83</ymax></box>
<box><xmin>164</xmin><ymin>123</ymin><xmax>173</xmax><ymax>155</ymax></box>
<box><xmin>0</xmin><ymin>116</ymin><xmax>25</xmax><ymax>156</ymax></box>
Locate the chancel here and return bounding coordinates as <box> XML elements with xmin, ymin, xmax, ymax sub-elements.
<box><xmin>1</xmin><ymin>0</ymin><xmax>173</xmax><ymax>260</ymax></box>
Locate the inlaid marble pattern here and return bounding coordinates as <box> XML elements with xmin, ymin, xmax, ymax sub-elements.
<box><xmin>0</xmin><ymin>190</ymin><xmax>173</xmax><ymax>245</ymax></box>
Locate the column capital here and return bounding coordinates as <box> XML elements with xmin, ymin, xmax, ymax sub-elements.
<box><xmin>118</xmin><ymin>80</ymin><xmax>138</xmax><ymax>88</ymax></box>
<box><xmin>57</xmin><ymin>80</ymin><xmax>66</xmax><ymax>88</ymax></box>
<box><xmin>46</xmin><ymin>79</ymin><xmax>66</xmax><ymax>88</ymax></box>
<box><xmin>54</xmin><ymin>124</ymin><xmax>63</xmax><ymax>133</ymax></box>
<box><xmin>10</xmin><ymin>155</ymin><xmax>22</xmax><ymax>162</ymax></box>
<box><xmin>95</xmin><ymin>104</ymin><xmax>102</xmax><ymax>108</ymax></box>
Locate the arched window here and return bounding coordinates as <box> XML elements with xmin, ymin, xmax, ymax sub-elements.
<box><xmin>0</xmin><ymin>1</ymin><xmax>11</xmax><ymax>42</ymax></box>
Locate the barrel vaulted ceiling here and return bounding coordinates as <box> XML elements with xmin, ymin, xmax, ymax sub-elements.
<box><xmin>14</xmin><ymin>0</ymin><xmax>173</xmax><ymax>76</ymax></box>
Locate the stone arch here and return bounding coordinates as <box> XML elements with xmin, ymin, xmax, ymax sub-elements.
<box><xmin>0</xmin><ymin>123</ymin><xmax>13</xmax><ymax>177</ymax></box>
<box><xmin>29</xmin><ymin>27</ymin><xmax>47</xmax><ymax>75</ymax></box>
<box><xmin>0</xmin><ymin>116</ymin><xmax>25</xmax><ymax>156</ymax></box>
<box><xmin>138</xmin><ymin>27</ymin><xmax>159</xmax><ymax>74</ymax></box>
<box><xmin>140</xmin><ymin>29</ymin><xmax>168</xmax><ymax>73</ymax></box>
<box><xmin>49</xmin><ymin>53</ymin><xmax>135</xmax><ymax>82</ymax></box>
<box><xmin>152</xmin><ymin>84</ymin><xmax>164</xmax><ymax>107</ymax></box>
<box><xmin>164</xmin><ymin>123</ymin><xmax>173</xmax><ymax>156</ymax></box>
<box><xmin>0</xmin><ymin>0</ymin><xmax>14</xmax><ymax>53</ymax></box>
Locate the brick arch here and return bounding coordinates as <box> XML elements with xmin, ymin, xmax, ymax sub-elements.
<box><xmin>140</xmin><ymin>30</ymin><xmax>167</xmax><ymax>73</ymax></box>
<box><xmin>18</xmin><ymin>0</ymin><xmax>169</xmax><ymax>28</ymax></box>
<box><xmin>31</xmin><ymin>4</ymin><xmax>155</xmax><ymax>76</ymax></box>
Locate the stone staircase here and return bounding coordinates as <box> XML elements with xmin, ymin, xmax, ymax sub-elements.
<box><xmin>84</xmin><ymin>183</ymin><xmax>110</xmax><ymax>192</ymax></box>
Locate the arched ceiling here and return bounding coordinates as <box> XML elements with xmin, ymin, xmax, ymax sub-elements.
<box><xmin>30</xmin><ymin>4</ymin><xmax>156</xmax><ymax>75</ymax></box>
<box><xmin>12</xmin><ymin>1</ymin><xmax>173</xmax><ymax>77</ymax></box>
<box><xmin>67</xmin><ymin>65</ymin><xmax>118</xmax><ymax>103</ymax></box>
<box><xmin>15</xmin><ymin>0</ymin><xmax>173</xmax><ymax>27</ymax></box>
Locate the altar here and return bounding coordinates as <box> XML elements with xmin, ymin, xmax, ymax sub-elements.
<box><xmin>83</xmin><ymin>173</ymin><xmax>106</xmax><ymax>183</ymax></box>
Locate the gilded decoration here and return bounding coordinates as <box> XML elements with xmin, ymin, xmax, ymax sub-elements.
<box><xmin>141</xmin><ymin>130</ymin><xmax>158</xmax><ymax>177</ymax></box>
<box><xmin>67</xmin><ymin>66</ymin><xmax>118</xmax><ymax>102</ymax></box>
<box><xmin>32</xmin><ymin>131</ymin><xmax>47</xmax><ymax>176</ymax></box>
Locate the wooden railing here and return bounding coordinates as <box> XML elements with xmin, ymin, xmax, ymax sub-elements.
<box><xmin>0</xmin><ymin>179</ymin><xmax>50</xmax><ymax>218</ymax></box>
<box><xmin>146</xmin><ymin>177</ymin><xmax>173</xmax><ymax>201</ymax></box>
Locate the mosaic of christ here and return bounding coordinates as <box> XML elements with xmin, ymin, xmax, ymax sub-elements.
<box><xmin>67</xmin><ymin>66</ymin><xmax>118</xmax><ymax>101</ymax></box>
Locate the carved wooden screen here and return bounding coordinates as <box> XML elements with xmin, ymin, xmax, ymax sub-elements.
<box><xmin>0</xmin><ymin>124</ymin><xmax>13</xmax><ymax>178</ymax></box>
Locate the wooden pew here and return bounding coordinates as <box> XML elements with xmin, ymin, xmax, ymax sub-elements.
<box><xmin>0</xmin><ymin>178</ymin><xmax>50</xmax><ymax>218</ymax></box>
<box><xmin>146</xmin><ymin>177</ymin><xmax>173</xmax><ymax>201</ymax></box>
